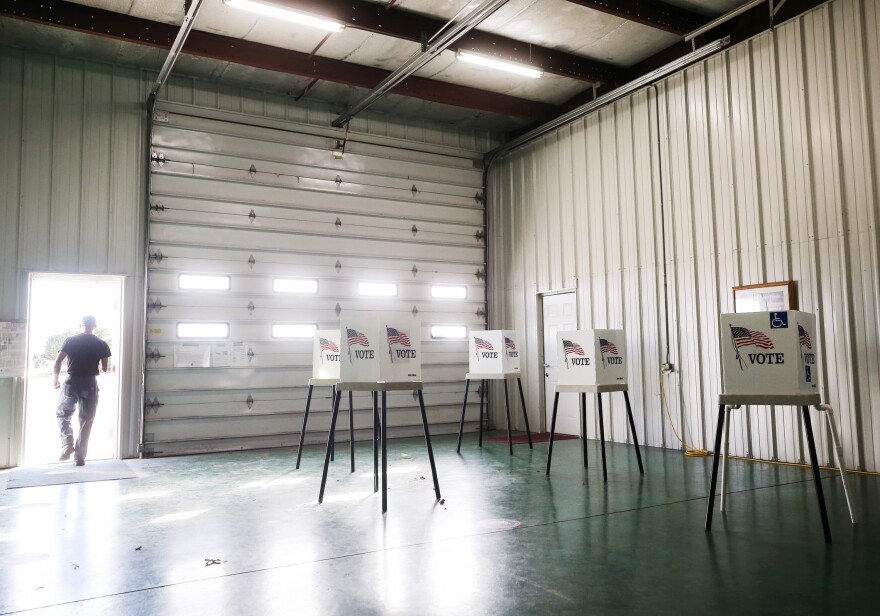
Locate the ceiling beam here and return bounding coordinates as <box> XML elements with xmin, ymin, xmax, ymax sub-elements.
<box><xmin>564</xmin><ymin>0</ymin><xmax>707</xmax><ymax>36</ymax></box>
<box><xmin>264</xmin><ymin>0</ymin><xmax>623</xmax><ymax>84</ymax></box>
<box><xmin>0</xmin><ymin>0</ymin><xmax>557</xmax><ymax>122</ymax></box>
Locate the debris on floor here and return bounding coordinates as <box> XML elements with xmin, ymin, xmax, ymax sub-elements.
<box><xmin>439</xmin><ymin>498</ymin><xmax>446</xmax><ymax>505</ymax></box>
<box><xmin>205</xmin><ymin>558</ymin><xmax>222</xmax><ymax>567</ymax></box>
<box><xmin>135</xmin><ymin>546</ymin><xmax>142</xmax><ymax>551</ymax></box>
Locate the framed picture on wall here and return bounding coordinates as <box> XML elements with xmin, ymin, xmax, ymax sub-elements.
<box><xmin>732</xmin><ymin>281</ymin><xmax>798</xmax><ymax>313</ymax></box>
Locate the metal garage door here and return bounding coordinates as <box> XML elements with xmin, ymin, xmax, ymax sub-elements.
<box><xmin>144</xmin><ymin>104</ymin><xmax>486</xmax><ymax>457</ymax></box>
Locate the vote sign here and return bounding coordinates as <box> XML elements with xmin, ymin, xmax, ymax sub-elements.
<box><xmin>340</xmin><ymin>313</ymin><xmax>422</xmax><ymax>382</ymax></box>
<box><xmin>720</xmin><ymin>311</ymin><xmax>819</xmax><ymax>395</ymax></box>
<box><xmin>312</xmin><ymin>329</ymin><xmax>342</xmax><ymax>379</ymax></box>
<box><xmin>468</xmin><ymin>330</ymin><xmax>521</xmax><ymax>374</ymax></box>
<box><xmin>557</xmin><ymin>329</ymin><xmax>627</xmax><ymax>386</ymax></box>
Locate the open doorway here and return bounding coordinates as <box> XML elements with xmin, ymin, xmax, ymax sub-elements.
<box><xmin>23</xmin><ymin>273</ymin><xmax>123</xmax><ymax>465</ymax></box>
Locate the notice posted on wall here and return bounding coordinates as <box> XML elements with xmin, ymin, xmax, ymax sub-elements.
<box><xmin>0</xmin><ymin>322</ymin><xmax>27</xmax><ymax>378</ymax></box>
<box><xmin>211</xmin><ymin>342</ymin><xmax>250</xmax><ymax>368</ymax></box>
<box><xmin>173</xmin><ymin>343</ymin><xmax>211</xmax><ymax>368</ymax></box>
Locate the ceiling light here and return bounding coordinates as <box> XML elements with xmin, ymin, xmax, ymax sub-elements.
<box><xmin>457</xmin><ymin>51</ymin><xmax>542</xmax><ymax>78</ymax></box>
<box><xmin>225</xmin><ymin>0</ymin><xmax>344</xmax><ymax>33</ymax></box>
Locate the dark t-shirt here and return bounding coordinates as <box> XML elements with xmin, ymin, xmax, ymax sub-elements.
<box><xmin>61</xmin><ymin>333</ymin><xmax>112</xmax><ymax>378</ymax></box>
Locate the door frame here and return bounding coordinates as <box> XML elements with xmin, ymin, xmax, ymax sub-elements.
<box><xmin>22</xmin><ymin>271</ymin><xmax>126</xmax><ymax>464</ymax></box>
<box><xmin>536</xmin><ymin>287</ymin><xmax>578</xmax><ymax>433</ymax></box>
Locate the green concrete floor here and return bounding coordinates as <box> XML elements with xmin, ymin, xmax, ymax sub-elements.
<box><xmin>1</xmin><ymin>433</ymin><xmax>878</xmax><ymax>615</ymax></box>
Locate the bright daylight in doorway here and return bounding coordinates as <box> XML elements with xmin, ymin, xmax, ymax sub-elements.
<box><xmin>24</xmin><ymin>274</ymin><xmax>123</xmax><ymax>465</ymax></box>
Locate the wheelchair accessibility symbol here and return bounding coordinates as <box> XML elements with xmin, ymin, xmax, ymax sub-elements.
<box><xmin>770</xmin><ymin>312</ymin><xmax>788</xmax><ymax>329</ymax></box>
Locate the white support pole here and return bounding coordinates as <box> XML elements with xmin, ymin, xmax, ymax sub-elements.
<box><xmin>817</xmin><ymin>404</ymin><xmax>857</xmax><ymax>523</ymax></box>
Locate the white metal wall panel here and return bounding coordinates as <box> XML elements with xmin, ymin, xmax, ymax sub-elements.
<box><xmin>488</xmin><ymin>0</ymin><xmax>880</xmax><ymax>472</ymax></box>
<box><xmin>146</xmin><ymin>108</ymin><xmax>487</xmax><ymax>456</ymax></box>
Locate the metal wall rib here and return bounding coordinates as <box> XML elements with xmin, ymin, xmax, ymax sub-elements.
<box><xmin>488</xmin><ymin>0</ymin><xmax>880</xmax><ymax>472</ymax></box>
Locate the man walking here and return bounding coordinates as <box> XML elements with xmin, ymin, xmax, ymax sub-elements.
<box><xmin>53</xmin><ymin>315</ymin><xmax>111</xmax><ymax>466</ymax></box>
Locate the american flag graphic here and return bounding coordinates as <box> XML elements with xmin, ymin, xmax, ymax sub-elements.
<box><xmin>798</xmin><ymin>324</ymin><xmax>812</xmax><ymax>349</ymax></box>
<box><xmin>562</xmin><ymin>339</ymin><xmax>585</xmax><ymax>356</ymax></box>
<box><xmin>504</xmin><ymin>336</ymin><xmax>517</xmax><ymax>351</ymax></box>
<box><xmin>730</xmin><ymin>326</ymin><xmax>774</xmax><ymax>349</ymax></box>
<box><xmin>599</xmin><ymin>338</ymin><xmax>619</xmax><ymax>355</ymax></box>
<box><xmin>474</xmin><ymin>337</ymin><xmax>494</xmax><ymax>351</ymax></box>
<box><xmin>387</xmin><ymin>327</ymin><xmax>411</xmax><ymax>347</ymax></box>
<box><xmin>320</xmin><ymin>337</ymin><xmax>339</xmax><ymax>353</ymax></box>
<box><xmin>346</xmin><ymin>328</ymin><xmax>370</xmax><ymax>347</ymax></box>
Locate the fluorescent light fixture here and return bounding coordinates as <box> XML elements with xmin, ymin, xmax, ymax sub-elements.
<box><xmin>431</xmin><ymin>325</ymin><xmax>467</xmax><ymax>339</ymax></box>
<box><xmin>431</xmin><ymin>285</ymin><xmax>467</xmax><ymax>299</ymax></box>
<box><xmin>358</xmin><ymin>282</ymin><xmax>397</xmax><ymax>297</ymax></box>
<box><xmin>272</xmin><ymin>323</ymin><xmax>317</xmax><ymax>339</ymax></box>
<box><xmin>457</xmin><ymin>51</ymin><xmax>542</xmax><ymax>78</ymax></box>
<box><xmin>177</xmin><ymin>323</ymin><xmax>229</xmax><ymax>338</ymax></box>
<box><xmin>273</xmin><ymin>278</ymin><xmax>318</xmax><ymax>294</ymax></box>
<box><xmin>179</xmin><ymin>274</ymin><xmax>230</xmax><ymax>291</ymax></box>
<box><xmin>225</xmin><ymin>0</ymin><xmax>344</xmax><ymax>32</ymax></box>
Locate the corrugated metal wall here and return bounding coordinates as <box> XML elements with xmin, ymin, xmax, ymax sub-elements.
<box><xmin>144</xmin><ymin>104</ymin><xmax>486</xmax><ymax>456</ymax></box>
<box><xmin>488</xmin><ymin>0</ymin><xmax>880</xmax><ymax>472</ymax></box>
<box><xmin>0</xmin><ymin>48</ymin><xmax>146</xmax><ymax>468</ymax></box>
<box><xmin>0</xmin><ymin>45</ymin><xmax>500</xmax><ymax>467</ymax></box>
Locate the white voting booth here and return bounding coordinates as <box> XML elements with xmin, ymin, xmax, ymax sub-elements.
<box><xmin>457</xmin><ymin>330</ymin><xmax>532</xmax><ymax>455</ymax></box>
<box><xmin>319</xmin><ymin>313</ymin><xmax>439</xmax><ymax>513</ymax></box>
<box><xmin>546</xmin><ymin>329</ymin><xmax>643</xmax><ymax>480</ymax></box>
<box><xmin>296</xmin><ymin>329</ymin><xmax>353</xmax><ymax>470</ymax></box>
<box><xmin>706</xmin><ymin>310</ymin><xmax>855</xmax><ymax>543</ymax></box>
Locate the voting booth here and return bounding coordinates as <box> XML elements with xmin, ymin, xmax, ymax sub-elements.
<box><xmin>546</xmin><ymin>329</ymin><xmax>643</xmax><ymax>481</ymax></box>
<box><xmin>468</xmin><ymin>330</ymin><xmax>521</xmax><ymax>375</ymax></box>
<box><xmin>319</xmin><ymin>313</ymin><xmax>439</xmax><ymax>513</ymax></box>
<box><xmin>457</xmin><ymin>330</ymin><xmax>532</xmax><ymax>455</ymax></box>
<box><xmin>706</xmin><ymin>310</ymin><xmax>855</xmax><ymax>543</ymax></box>
<box><xmin>340</xmin><ymin>314</ymin><xmax>422</xmax><ymax>383</ymax></box>
<box><xmin>297</xmin><ymin>329</ymin><xmax>352</xmax><ymax>470</ymax></box>
<box><xmin>556</xmin><ymin>329</ymin><xmax>627</xmax><ymax>387</ymax></box>
<box><xmin>720</xmin><ymin>311</ymin><xmax>818</xmax><ymax>396</ymax></box>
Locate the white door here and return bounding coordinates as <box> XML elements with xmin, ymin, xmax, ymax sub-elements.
<box><xmin>541</xmin><ymin>292</ymin><xmax>578</xmax><ymax>435</ymax></box>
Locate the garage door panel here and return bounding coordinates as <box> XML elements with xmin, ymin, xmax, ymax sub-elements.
<box><xmin>147</xmin><ymin>106</ymin><xmax>485</xmax><ymax>455</ymax></box>
<box><xmin>151</xmin><ymin>175</ymin><xmax>483</xmax><ymax>224</ymax></box>
<box><xmin>152</xmin><ymin>196</ymin><xmax>482</xmax><ymax>238</ymax></box>
<box><xmin>149</xmin><ymin>222</ymin><xmax>485</xmax><ymax>263</ymax></box>
<box><xmin>154</xmin><ymin>115</ymin><xmax>483</xmax><ymax>181</ymax></box>
<box><xmin>154</xmin><ymin>146</ymin><xmax>481</xmax><ymax>200</ymax></box>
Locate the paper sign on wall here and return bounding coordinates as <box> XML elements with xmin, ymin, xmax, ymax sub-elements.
<box><xmin>721</xmin><ymin>311</ymin><xmax>818</xmax><ymax>396</ymax></box>
<box><xmin>174</xmin><ymin>343</ymin><xmax>211</xmax><ymax>368</ymax></box>
<box><xmin>468</xmin><ymin>330</ymin><xmax>521</xmax><ymax>374</ymax></box>
<box><xmin>312</xmin><ymin>329</ymin><xmax>342</xmax><ymax>379</ymax></box>
<box><xmin>556</xmin><ymin>329</ymin><xmax>627</xmax><ymax>386</ymax></box>
<box><xmin>0</xmin><ymin>322</ymin><xmax>26</xmax><ymax>378</ymax></box>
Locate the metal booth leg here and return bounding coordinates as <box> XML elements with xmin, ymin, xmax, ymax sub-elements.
<box><xmin>720</xmin><ymin>406</ymin><xmax>732</xmax><ymax>511</ymax></box>
<box><xmin>417</xmin><ymin>389</ymin><xmax>441</xmax><ymax>501</ymax></box>
<box><xmin>705</xmin><ymin>404</ymin><xmax>726</xmax><ymax>530</ymax></box>
<box><xmin>349</xmin><ymin>390</ymin><xmax>355</xmax><ymax>473</ymax></box>
<box><xmin>622</xmin><ymin>390</ymin><xmax>644</xmax><ymax>474</ymax></box>
<box><xmin>504</xmin><ymin>379</ymin><xmax>513</xmax><ymax>455</ymax></box>
<box><xmin>517</xmin><ymin>378</ymin><xmax>533</xmax><ymax>449</ymax></box>
<box><xmin>295</xmin><ymin>384</ymin><xmax>314</xmax><ymax>469</ymax></box>
<box><xmin>330</xmin><ymin>386</ymin><xmax>336</xmax><ymax>462</ymax></box>
<box><xmin>597</xmin><ymin>393</ymin><xmax>608</xmax><ymax>482</ymax></box>
<box><xmin>546</xmin><ymin>392</ymin><xmax>560</xmax><ymax>475</ymax></box>
<box><xmin>478</xmin><ymin>380</ymin><xmax>486</xmax><ymax>448</ymax></box>
<box><xmin>373</xmin><ymin>391</ymin><xmax>379</xmax><ymax>493</ymax></box>
<box><xmin>819</xmin><ymin>404</ymin><xmax>856</xmax><ymax>523</ymax></box>
<box><xmin>580</xmin><ymin>392</ymin><xmax>588</xmax><ymax>469</ymax></box>
<box><xmin>381</xmin><ymin>391</ymin><xmax>388</xmax><ymax>513</ymax></box>
<box><xmin>456</xmin><ymin>379</ymin><xmax>471</xmax><ymax>453</ymax></box>
<box><xmin>802</xmin><ymin>406</ymin><xmax>832</xmax><ymax>543</ymax></box>
<box><xmin>318</xmin><ymin>389</ymin><xmax>342</xmax><ymax>504</ymax></box>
